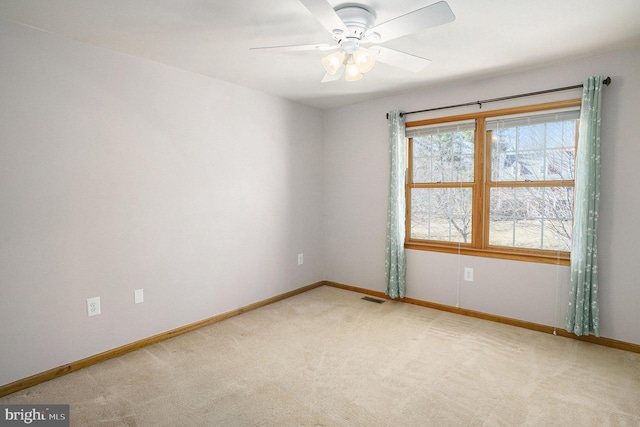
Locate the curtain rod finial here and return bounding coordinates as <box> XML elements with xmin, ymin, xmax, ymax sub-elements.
<box><xmin>603</xmin><ymin>76</ymin><xmax>611</xmax><ymax>86</ymax></box>
<box><xmin>386</xmin><ymin>112</ymin><xmax>406</xmax><ymax>120</ymax></box>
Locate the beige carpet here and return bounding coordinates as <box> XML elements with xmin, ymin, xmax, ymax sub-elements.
<box><xmin>2</xmin><ymin>285</ymin><xmax>639</xmax><ymax>426</ymax></box>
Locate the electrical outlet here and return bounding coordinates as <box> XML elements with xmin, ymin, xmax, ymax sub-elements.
<box><xmin>87</xmin><ymin>297</ymin><xmax>101</xmax><ymax>316</ymax></box>
<box><xmin>464</xmin><ymin>267</ymin><xmax>474</xmax><ymax>282</ymax></box>
<box><xmin>134</xmin><ymin>289</ymin><xmax>144</xmax><ymax>304</ymax></box>
<box><xmin>297</xmin><ymin>253</ymin><xmax>303</xmax><ymax>265</ymax></box>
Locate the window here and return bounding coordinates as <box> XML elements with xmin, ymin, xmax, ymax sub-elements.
<box><xmin>405</xmin><ymin>100</ymin><xmax>581</xmax><ymax>265</ymax></box>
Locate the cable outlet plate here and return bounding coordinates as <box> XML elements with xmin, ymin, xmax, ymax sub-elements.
<box><xmin>87</xmin><ymin>297</ymin><xmax>101</xmax><ymax>316</ymax></box>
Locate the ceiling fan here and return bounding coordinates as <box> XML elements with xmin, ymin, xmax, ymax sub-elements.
<box><xmin>250</xmin><ymin>0</ymin><xmax>456</xmax><ymax>82</ymax></box>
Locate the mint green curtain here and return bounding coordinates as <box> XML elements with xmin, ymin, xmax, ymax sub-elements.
<box><xmin>385</xmin><ymin>110</ymin><xmax>407</xmax><ymax>298</ymax></box>
<box><xmin>566</xmin><ymin>76</ymin><xmax>603</xmax><ymax>337</ymax></box>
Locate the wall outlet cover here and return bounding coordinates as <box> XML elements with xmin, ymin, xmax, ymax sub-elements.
<box><xmin>464</xmin><ymin>267</ymin><xmax>474</xmax><ymax>282</ymax></box>
<box><xmin>87</xmin><ymin>297</ymin><xmax>101</xmax><ymax>316</ymax></box>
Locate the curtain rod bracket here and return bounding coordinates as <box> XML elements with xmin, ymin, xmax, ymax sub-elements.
<box><xmin>477</xmin><ymin>101</ymin><xmax>482</xmax><ymax>109</ymax></box>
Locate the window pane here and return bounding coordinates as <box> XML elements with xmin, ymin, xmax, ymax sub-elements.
<box><xmin>489</xmin><ymin>186</ymin><xmax>573</xmax><ymax>251</ymax></box>
<box><xmin>411</xmin><ymin>188</ymin><xmax>473</xmax><ymax>243</ymax></box>
<box><xmin>412</xmin><ymin>129</ymin><xmax>474</xmax><ymax>183</ymax></box>
<box><xmin>490</xmin><ymin>116</ymin><xmax>577</xmax><ymax>182</ymax></box>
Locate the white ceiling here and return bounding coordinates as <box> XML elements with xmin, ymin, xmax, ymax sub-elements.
<box><xmin>2</xmin><ymin>0</ymin><xmax>640</xmax><ymax>110</ymax></box>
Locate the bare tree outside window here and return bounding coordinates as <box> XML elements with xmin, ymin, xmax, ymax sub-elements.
<box><xmin>410</xmin><ymin>126</ymin><xmax>474</xmax><ymax>243</ymax></box>
<box><xmin>489</xmin><ymin>116</ymin><xmax>577</xmax><ymax>251</ymax></box>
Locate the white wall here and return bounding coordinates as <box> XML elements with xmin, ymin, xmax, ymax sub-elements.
<box><xmin>0</xmin><ymin>19</ymin><xmax>324</xmax><ymax>386</ymax></box>
<box><xmin>323</xmin><ymin>48</ymin><xmax>640</xmax><ymax>346</ymax></box>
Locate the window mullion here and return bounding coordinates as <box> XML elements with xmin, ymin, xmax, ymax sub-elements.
<box><xmin>480</xmin><ymin>125</ymin><xmax>495</xmax><ymax>248</ymax></box>
<box><xmin>474</xmin><ymin>119</ymin><xmax>486</xmax><ymax>249</ymax></box>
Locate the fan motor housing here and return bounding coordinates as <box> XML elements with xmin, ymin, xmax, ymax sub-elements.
<box><xmin>334</xmin><ymin>6</ymin><xmax>376</xmax><ymax>40</ymax></box>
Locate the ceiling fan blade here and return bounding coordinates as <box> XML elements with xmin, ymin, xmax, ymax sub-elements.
<box><xmin>367</xmin><ymin>1</ymin><xmax>455</xmax><ymax>43</ymax></box>
<box><xmin>250</xmin><ymin>43</ymin><xmax>336</xmax><ymax>53</ymax></box>
<box><xmin>373</xmin><ymin>46</ymin><xmax>431</xmax><ymax>72</ymax></box>
<box><xmin>299</xmin><ymin>0</ymin><xmax>348</xmax><ymax>35</ymax></box>
<box><xmin>321</xmin><ymin>66</ymin><xmax>345</xmax><ymax>83</ymax></box>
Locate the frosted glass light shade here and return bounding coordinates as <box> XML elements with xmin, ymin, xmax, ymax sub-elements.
<box><xmin>322</xmin><ymin>52</ymin><xmax>345</xmax><ymax>75</ymax></box>
<box><xmin>353</xmin><ymin>49</ymin><xmax>375</xmax><ymax>73</ymax></box>
<box><xmin>345</xmin><ymin>60</ymin><xmax>363</xmax><ymax>81</ymax></box>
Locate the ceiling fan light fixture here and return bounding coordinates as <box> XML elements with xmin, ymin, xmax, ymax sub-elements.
<box><xmin>322</xmin><ymin>51</ymin><xmax>345</xmax><ymax>75</ymax></box>
<box><xmin>345</xmin><ymin>57</ymin><xmax>363</xmax><ymax>81</ymax></box>
<box><xmin>353</xmin><ymin>49</ymin><xmax>375</xmax><ymax>73</ymax></box>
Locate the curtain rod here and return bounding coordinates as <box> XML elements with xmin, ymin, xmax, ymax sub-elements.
<box><xmin>387</xmin><ymin>76</ymin><xmax>611</xmax><ymax>119</ymax></box>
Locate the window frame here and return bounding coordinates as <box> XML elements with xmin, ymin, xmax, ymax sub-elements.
<box><xmin>405</xmin><ymin>99</ymin><xmax>581</xmax><ymax>265</ymax></box>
